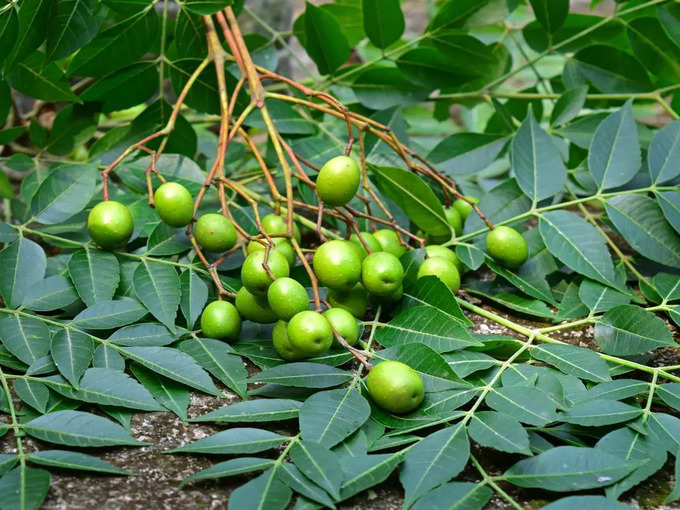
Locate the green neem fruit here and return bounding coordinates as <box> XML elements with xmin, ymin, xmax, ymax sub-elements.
<box><xmin>349</xmin><ymin>231</ymin><xmax>382</xmax><ymax>260</ymax></box>
<box><xmin>272</xmin><ymin>320</ymin><xmax>305</xmax><ymax>361</ymax></box>
<box><xmin>425</xmin><ymin>245</ymin><xmax>463</xmax><ymax>272</ymax></box>
<box><xmin>323</xmin><ymin>307</ymin><xmax>359</xmax><ymax>347</ymax></box>
<box><xmin>312</xmin><ymin>240</ymin><xmax>362</xmax><ymax>291</ymax></box>
<box><xmin>195</xmin><ymin>213</ymin><xmax>237</xmax><ymax>252</ymax></box>
<box><xmin>361</xmin><ymin>252</ymin><xmax>404</xmax><ymax>297</ymax></box>
<box><xmin>241</xmin><ymin>250</ymin><xmax>290</xmax><ymax>294</ymax></box>
<box><xmin>365</xmin><ymin>360</ymin><xmax>424</xmax><ymax>414</ymax></box>
<box><xmin>287</xmin><ymin>311</ymin><xmax>333</xmax><ymax>356</ymax></box>
<box><xmin>316</xmin><ymin>155</ymin><xmax>360</xmax><ymax>206</ymax></box>
<box><xmin>200</xmin><ymin>300</ymin><xmax>241</xmax><ymax>340</ymax></box>
<box><xmin>373</xmin><ymin>229</ymin><xmax>406</xmax><ymax>258</ymax></box>
<box><xmin>267</xmin><ymin>277</ymin><xmax>309</xmax><ymax>321</ymax></box>
<box><xmin>88</xmin><ymin>201</ymin><xmax>134</xmax><ymax>250</ymax></box>
<box><xmin>417</xmin><ymin>256</ymin><xmax>460</xmax><ymax>292</ymax></box>
<box><xmin>453</xmin><ymin>196</ymin><xmax>478</xmax><ymax>220</ymax></box>
<box><xmin>327</xmin><ymin>284</ymin><xmax>368</xmax><ymax>318</ymax></box>
<box><xmin>247</xmin><ymin>238</ymin><xmax>296</xmax><ymax>267</ymax></box>
<box><xmin>444</xmin><ymin>206</ymin><xmax>463</xmax><ymax>236</ymax></box>
<box><xmin>486</xmin><ymin>225</ymin><xmax>528</xmax><ymax>269</ymax></box>
<box><xmin>261</xmin><ymin>213</ymin><xmax>301</xmax><ymax>243</ymax></box>
<box><xmin>153</xmin><ymin>182</ymin><xmax>194</xmax><ymax>227</ymax></box>
<box><xmin>235</xmin><ymin>286</ymin><xmax>277</xmax><ymax>323</ymax></box>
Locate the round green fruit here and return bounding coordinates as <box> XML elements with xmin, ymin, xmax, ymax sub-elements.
<box><xmin>323</xmin><ymin>307</ymin><xmax>359</xmax><ymax>347</ymax></box>
<box><xmin>366</xmin><ymin>360</ymin><xmax>424</xmax><ymax>414</ymax></box>
<box><xmin>235</xmin><ymin>286</ymin><xmax>277</xmax><ymax>323</ymax></box>
<box><xmin>453</xmin><ymin>196</ymin><xmax>478</xmax><ymax>220</ymax></box>
<box><xmin>361</xmin><ymin>252</ymin><xmax>404</xmax><ymax>297</ymax></box>
<box><xmin>247</xmin><ymin>238</ymin><xmax>295</xmax><ymax>267</ymax></box>
<box><xmin>195</xmin><ymin>213</ymin><xmax>237</xmax><ymax>253</ymax></box>
<box><xmin>88</xmin><ymin>201</ymin><xmax>134</xmax><ymax>250</ymax></box>
<box><xmin>287</xmin><ymin>311</ymin><xmax>333</xmax><ymax>357</ymax></box>
<box><xmin>425</xmin><ymin>245</ymin><xmax>463</xmax><ymax>272</ymax></box>
<box><xmin>153</xmin><ymin>182</ymin><xmax>194</xmax><ymax>227</ymax></box>
<box><xmin>200</xmin><ymin>300</ymin><xmax>241</xmax><ymax>340</ymax></box>
<box><xmin>373</xmin><ymin>229</ymin><xmax>406</xmax><ymax>258</ymax></box>
<box><xmin>241</xmin><ymin>250</ymin><xmax>290</xmax><ymax>294</ymax></box>
<box><xmin>316</xmin><ymin>155</ymin><xmax>360</xmax><ymax>206</ymax></box>
<box><xmin>486</xmin><ymin>226</ymin><xmax>528</xmax><ymax>269</ymax></box>
<box><xmin>267</xmin><ymin>277</ymin><xmax>309</xmax><ymax>321</ymax></box>
<box><xmin>272</xmin><ymin>320</ymin><xmax>304</xmax><ymax>361</ymax></box>
<box><xmin>444</xmin><ymin>206</ymin><xmax>463</xmax><ymax>236</ymax></box>
<box><xmin>349</xmin><ymin>231</ymin><xmax>382</xmax><ymax>260</ymax></box>
<box><xmin>327</xmin><ymin>284</ymin><xmax>368</xmax><ymax>319</ymax></box>
<box><xmin>418</xmin><ymin>256</ymin><xmax>460</xmax><ymax>292</ymax></box>
<box><xmin>313</xmin><ymin>240</ymin><xmax>362</xmax><ymax>291</ymax></box>
<box><xmin>261</xmin><ymin>214</ymin><xmax>301</xmax><ymax>243</ymax></box>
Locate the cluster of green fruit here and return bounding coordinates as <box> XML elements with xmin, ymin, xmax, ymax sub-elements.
<box><xmin>85</xmin><ymin>155</ymin><xmax>528</xmax><ymax>415</ymax></box>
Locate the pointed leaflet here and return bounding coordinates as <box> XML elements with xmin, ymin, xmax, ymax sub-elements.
<box><xmin>192</xmin><ymin>399</ymin><xmax>301</xmax><ymax>423</ymax></box>
<box><xmin>658</xmin><ymin>190</ymin><xmax>680</xmax><ymax>234</ymax></box>
<box><xmin>71</xmin><ymin>298</ymin><xmax>148</xmax><ymax>330</ymax></box>
<box><xmin>46</xmin><ymin>0</ymin><xmax>102</xmax><ymax>61</ymax></box>
<box><xmin>179</xmin><ymin>269</ymin><xmax>208</xmax><ymax>329</ymax></box>
<box><xmin>120</xmin><ymin>346</ymin><xmax>219</xmax><ymax>396</ymax></box>
<box><xmin>299</xmin><ymin>2</ymin><xmax>350</xmax><ymax>75</ymax></box>
<box><xmin>168</xmin><ymin>428</ymin><xmax>288</xmax><ymax>455</ymax></box>
<box><xmin>411</xmin><ymin>482</ymin><xmax>492</xmax><ymax>510</ymax></box>
<box><xmin>6</xmin><ymin>51</ymin><xmax>79</xmax><ymax>102</ymax></box>
<box><xmin>290</xmin><ymin>440</ymin><xmax>343</xmax><ymax>500</ymax></box>
<box><xmin>401</xmin><ymin>275</ymin><xmax>472</xmax><ymax>326</ymax></box>
<box><xmin>529</xmin><ymin>0</ymin><xmax>568</xmax><ymax>33</ymax></box>
<box><xmin>0</xmin><ymin>237</ymin><xmax>46</xmax><ymax>308</ymax></box>
<box><xmin>93</xmin><ymin>344</ymin><xmax>125</xmax><ymax>370</ymax></box>
<box><xmin>486</xmin><ymin>386</ymin><xmax>557</xmax><ymax>426</ymax></box>
<box><xmin>531</xmin><ymin>344</ymin><xmax>610</xmax><ymax>383</ymax></box>
<box><xmin>278</xmin><ymin>462</ymin><xmax>336</xmax><ymax>508</ymax></box>
<box><xmin>649</xmin><ymin>119</ymin><xmax>680</xmax><ymax>184</ymax></box>
<box><xmin>339</xmin><ymin>453</ymin><xmax>402</xmax><ymax>501</ymax></box>
<box><xmin>67</xmin><ymin>368</ymin><xmax>163</xmax><ymax>411</ymax></box>
<box><xmin>28</xmin><ymin>450</ymin><xmax>132</xmax><ymax>475</ymax></box>
<box><xmin>50</xmin><ymin>328</ymin><xmax>94</xmax><ymax>386</ymax></box>
<box><xmin>23</xmin><ymin>410</ymin><xmax>144</xmax><ymax>446</ymax></box>
<box><xmin>299</xmin><ymin>388</ymin><xmax>371</xmax><ymax>447</ymax></box>
<box><xmin>30</xmin><ymin>163</ymin><xmax>98</xmax><ymax>224</ymax></box>
<box><xmin>227</xmin><ymin>469</ymin><xmax>292</xmax><ymax>510</ymax></box>
<box><xmin>0</xmin><ymin>315</ymin><xmax>50</xmax><ymax>365</ymax></box>
<box><xmin>249</xmin><ymin>362</ymin><xmax>352</xmax><ymax>388</ymax></box>
<box><xmin>562</xmin><ymin>399</ymin><xmax>642</xmax><ymax>427</ymax></box>
<box><xmin>542</xmin><ymin>496</ymin><xmax>634</xmax><ymax>510</ymax></box>
<box><xmin>469</xmin><ymin>411</ymin><xmax>531</xmax><ymax>455</ymax></box>
<box><xmin>464</xmin><ymin>179</ymin><xmax>532</xmax><ymax>235</ymax></box>
<box><xmin>178</xmin><ymin>338</ymin><xmax>247</xmax><ymax>398</ymax></box>
<box><xmin>133</xmin><ymin>259</ymin><xmax>180</xmax><ymax>332</ymax></box>
<box><xmin>13</xmin><ymin>379</ymin><xmax>48</xmax><ymax>413</ymax></box>
<box><xmin>129</xmin><ymin>364</ymin><xmax>190</xmax><ymax>421</ymax></box>
<box><xmin>181</xmin><ymin>458</ymin><xmax>275</xmax><ymax>487</ymax></box>
<box><xmin>362</xmin><ymin>0</ymin><xmax>404</xmax><ymax>49</ymax></box>
<box><xmin>511</xmin><ymin>106</ymin><xmax>566</xmax><ymax>201</ymax></box>
<box><xmin>594</xmin><ymin>304</ymin><xmax>675</xmax><ymax>355</ymax></box>
<box><xmin>400</xmin><ymin>423</ymin><xmax>470</xmax><ymax>507</ymax></box>
<box><xmin>606</xmin><ymin>194</ymin><xmax>680</xmax><ymax>269</ymax></box>
<box><xmin>578</xmin><ymin>279</ymin><xmax>630</xmax><ymax>314</ymax></box>
<box><xmin>22</xmin><ymin>275</ymin><xmax>79</xmax><ymax>312</ymax></box>
<box><xmin>0</xmin><ymin>466</ymin><xmax>50</xmax><ymax>510</ymax></box>
<box><xmin>4</xmin><ymin>0</ymin><xmax>51</xmax><ymax>69</ymax></box>
<box><xmin>504</xmin><ymin>446</ymin><xmax>639</xmax><ymax>491</ymax></box>
<box><xmin>539</xmin><ymin>210</ymin><xmax>618</xmax><ymax>288</ymax></box>
<box><xmin>68</xmin><ymin>248</ymin><xmax>120</xmax><ymax>306</ymax></box>
<box><xmin>588</xmin><ymin>102</ymin><xmax>640</xmax><ymax>190</ymax></box>
<box><xmin>371</xmin><ymin>165</ymin><xmax>450</xmax><ymax>237</ymax></box>
<box><xmin>551</xmin><ymin>86</ymin><xmax>588</xmax><ymax>127</ymax></box>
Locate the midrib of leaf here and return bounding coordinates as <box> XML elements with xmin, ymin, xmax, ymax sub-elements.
<box><xmin>295</xmin><ymin>442</ymin><xmax>337</xmax><ymax>497</ymax></box>
<box><xmin>378</xmin><ymin>169</ymin><xmax>448</xmax><ymax>229</ymax></box>
<box><xmin>74</xmin><ymin>10</ymin><xmax>145</xmax><ymax>70</ymax></box>
<box><xmin>12</xmin><ymin>0</ymin><xmax>46</xmax><ymax>61</ymax></box>
<box><xmin>43</xmin><ymin>377</ymin><xmax>155</xmax><ymax>409</ymax></box>
<box><xmin>471</xmin><ymin>415</ymin><xmax>526</xmax><ymax>451</ymax></box>
<box><xmin>421</xmin><ymin>388</ymin><xmax>479</xmax><ymax>413</ymax></box>
<box><xmin>578</xmin><ymin>61</ymin><xmax>641</xmax><ymax>89</ymax></box>
<box><xmin>598</xmin><ymin>109</ymin><xmax>627</xmax><ymax>191</ymax></box>
<box><xmin>490</xmin><ymin>388</ymin><xmax>550</xmax><ymax>422</ymax></box>
<box><xmin>342</xmin><ymin>452</ymin><xmax>400</xmax><ymax>488</ymax></box>
<box><xmin>24</xmin><ymin>423</ymin><xmax>134</xmax><ymax>443</ymax></box>
<box><xmin>532</xmin><ymin>345</ymin><xmax>606</xmax><ymax>382</ymax></box>
<box><xmin>49</xmin><ymin>0</ymin><xmax>82</xmax><ymax>59</ymax></box>
<box><xmin>307</xmin><ymin>10</ymin><xmax>331</xmax><ymax>73</ymax></box>
<box><xmin>16</xmin><ymin>315</ymin><xmax>37</xmax><ymax>362</ymax></box>
<box><xmin>17</xmin><ymin>62</ymin><xmax>74</xmax><ymax>100</ymax></box>
<box><xmin>628</xmin><ymin>24</ymin><xmax>680</xmax><ymax>75</ymax></box>
<box><xmin>603</xmin><ymin>323</ymin><xmax>671</xmax><ymax>347</ymax></box>
<box><xmin>653</xmin><ymin>129</ymin><xmax>680</xmax><ymax>183</ymax></box>
<box><xmin>35</xmin><ymin>170</ymin><xmax>92</xmax><ymax>219</ymax></box>
<box><xmin>569</xmin><ymin>408</ymin><xmax>639</xmax><ymax>420</ymax></box>
<box><xmin>318</xmin><ymin>387</ymin><xmax>353</xmax><ymax>443</ymax></box>
<box><xmin>506</xmin><ymin>462</ymin><xmax>636</xmax><ymax>480</ymax></box>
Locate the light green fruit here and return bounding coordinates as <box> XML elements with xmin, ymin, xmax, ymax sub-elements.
<box><xmin>453</xmin><ymin>196</ymin><xmax>478</xmax><ymax>220</ymax></box>
<box><xmin>444</xmin><ymin>206</ymin><xmax>463</xmax><ymax>236</ymax></box>
<box><xmin>261</xmin><ymin>214</ymin><xmax>301</xmax><ymax>243</ymax></box>
<box><xmin>486</xmin><ymin>226</ymin><xmax>528</xmax><ymax>269</ymax></box>
<box><xmin>195</xmin><ymin>213</ymin><xmax>237</xmax><ymax>253</ymax></box>
<box><xmin>365</xmin><ymin>360</ymin><xmax>424</xmax><ymax>414</ymax></box>
<box><xmin>153</xmin><ymin>182</ymin><xmax>194</xmax><ymax>227</ymax></box>
<box><xmin>312</xmin><ymin>239</ymin><xmax>362</xmax><ymax>291</ymax></box>
<box><xmin>241</xmin><ymin>250</ymin><xmax>290</xmax><ymax>295</ymax></box>
<box><xmin>361</xmin><ymin>252</ymin><xmax>404</xmax><ymax>297</ymax></box>
<box><xmin>417</xmin><ymin>256</ymin><xmax>460</xmax><ymax>292</ymax></box>
<box><xmin>287</xmin><ymin>311</ymin><xmax>333</xmax><ymax>357</ymax></box>
<box><xmin>425</xmin><ymin>245</ymin><xmax>463</xmax><ymax>272</ymax></box>
<box><xmin>323</xmin><ymin>307</ymin><xmax>359</xmax><ymax>347</ymax></box>
<box><xmin>247</xmin><ymin>238</ymin><xmax>296</xmax><ymax>267</ymax></box>
<box><xmin>267</xmin><ymin>277</ymin><xmax>309</xmax><ymax>321</ymax></box>
<box><xmin>272</xmin><ymin>320</ymin><xmax>305</xmax><ymax>361</ymax></box>
<box><xmin>88</xmin><ymin>201</ymin><xmax>134</xmax><ymax>250</ymax></box>
<box><xmin>349</xmin><ymin>231</ymin><xmax>382</xmax><ymax>260</ymax></box>
<box><xmin>200</xmin><ymin>301</ymin><xmax>241</xmax><ymax>340</ymax></box>
<box><xmin>316</xmin><ymin>155</ymin><xmax>361</xmax><ymax>206</ymax></box>
<box><xmin>327</xmin><ymin>284</ymin><xmax>368</xmax><ymax>319</ymax></box>
<box><xmin>235</xmin><ymin>286</ymin><xmax>277</xmax><ymax>323</ymax></box>
<box><xmin>373</xmin><ymin>229</ymin><xmax>406</xmax><ymax>258</ymax></box>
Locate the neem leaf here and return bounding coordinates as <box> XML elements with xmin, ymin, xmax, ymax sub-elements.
<box><xmin>227</xmin><ymin>469</ymin><xmax>292</xmax><ymax>510</ymax></box>
<box><xmin>486</xmin><ymin>386</ymin><xmax>557</xmax><ymax>426</ymax></box>
<box><xmin>469</xmin><ymin>411</ymin><xmax>531</xmax><ymax>454</ymax></box>
<box><xmin>299</xmin><ymin>388</ymin><xmax>370</xmax><ymax>447</ymax></box>
<box><xmin>339</xmin><ymin>453</ymin><xmax>402</xmax><ymax>501</ymax></box>
<box><xmin>298</xmin><ymin>2</ymin><xmax>350</xmax><ymax>75</ymax></box>
<box><xmin>290</xmin><ymin>440</ymin><xmax>343</xmax><ymax>500</ymax></box>
<box><xmin>411</xmin><ymin>481</ymin><xmax>492</xmax><ymax>510</ymax></box>
<box><xmin>0</xmin><ymin>315</ymin><xmax>51</xmax><ymax>365</ymax></box>
<box><xmin>0</xmin><ymin>467</ymin><xmax>50</xmax><ymax>510</ymax></box>
<box><xmin>578</xmin><ymin>279</ymin><xmax>630</xmax><ymax>314</ymax></box>
<box><xmin>13</xmin><ymin>378</ymin><xmax>49</xmax><ymax>413</ymax></box>
<box><xmin>595</xmin><ymin>304</ymin><xmax>675</xmax><ymax>355</ymax></box>
<box><xmin>28</xmin><ymin>450</ymin><xmax>132</xmax><ymax>475</ymax></box>
<box><xmin>529</xmin><ymin>0</ymin><xmax>569</xmax><ymax>33</ymax></box>
<box><xmin>179</xmin><ymin>269</ymin><xmax>208</xmax><ymax>330</ymax></box>
<box><xmin>191</xmin><ymin>399</ymin><xmax>301</xmax><ymax>423</ymax></box>
<box><xmin>50</xmin><ymin>328</ymin><xmax>94</xmax><ymax>386</ymax></box>
<box><xmin>181</xmin><ymin>457</ymin><xmax>274</xmax><ymax>488</ymax></box>
<box><xmin>133</xmin><ymin>260</ymin><xmax>180</xmax><ymax>332</ymax></box>
<box><xmin>542</xmin><ymin>496</ymin><xmax>633</xmax><ymax>510</ymax></box>
<box><xmin>279</xmin><ymin>462</ymin><xmax>336</xmax><ymax>508</ymax></box>
<box><xmin>531</xmin><ymin>344</ymin><xmax>610</xmax><ymax>383</ymax></box>
<box><xmin>71</xmin><ymin>298</ymin><xmax>147</xmax><ymax>330</ymax></box>
<box><xmin>68</xmin><ymin>248</ymin><xmax>120</xmax><ymax>307</ymax></box>
<box><xmin>249</xmin><ymin>362</ymin><xmax>352</xmax><ymax>388</ymax></box>
<box><xmin>22</xmin><ymin>275</ymin><xmax>79</xmax><ymax>312</ymax></box>
<box><xmin>129</xmin><ymin>364</ymin><xmax>190</xmax><ymax>421</ymax></box>
<box><xmin>178</xmin><ymin>337</ymin><xmax>246</xmax><ymax>398</ymax></box>
<box><xmin>562</xmin><ymin>399</ymin><xmax>642</xmax><ymax>427</ymax></box>
<box><xmin>648</xmin><ymin>119</ymin><xmax>680</xmax><ymax>184</ymax></box>
<box><xmin>362</xmin><ymin>0</ymin><xmax>404</xmax><ymax>49</ymax></box>
<box><xmin>30</xmin><ymin>163</ymin><xmax>98</xmax><ymax>224</ymax></box>
<box><xmin>168</xmin><ymin>428</ymin><xmax>288</xmax><ymax>455</ymax></box>
<box><xmin>504</xmin><ymin>446</ymin><xmax>639</xmax><ymax>491</ymax></box>
<box><xmin>0</xmin><ymin>237</ymin><xmax>47</xmax><ymax>309</ymax></box>
<box><xmin>551</xmin><ymin>86</ymin><xmax>588</xmax><ymax>127</ymax></box>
